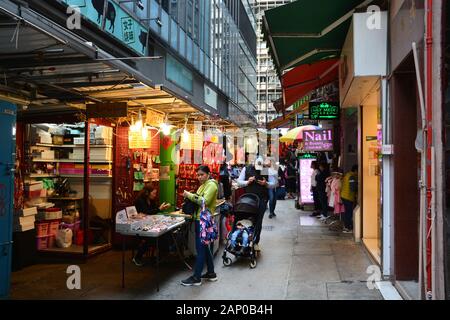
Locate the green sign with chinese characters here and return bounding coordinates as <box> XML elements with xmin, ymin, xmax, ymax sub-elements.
<box><xmin>309</xmin><ymin>102</ymin><xmax>340</xmax><ymax>120</ymax></box>
<box><xmin>299</xmin><ymin>153</ymin><xmax>317</xmax><ymax>159</ymax></box>
<box><xmin>62</xmin><ymin>0</ymin><xmax>148</xmax><ymax>55</ymax></box>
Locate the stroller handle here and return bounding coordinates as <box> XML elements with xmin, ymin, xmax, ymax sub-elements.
<box><xmin>237</xmin><ymin>193</ymin><xmax>260</xmax><ymax>208</ymax></box>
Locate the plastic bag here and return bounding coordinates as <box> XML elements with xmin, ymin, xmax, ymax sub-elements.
<box><xmin>56</xmin><ymin>228</ymin><xmax>73</xmax><ymax>248</ymax></box>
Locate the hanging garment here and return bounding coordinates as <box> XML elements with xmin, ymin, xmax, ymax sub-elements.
<box><xmin>330</xmin><ymin>177</ymin><xmax>345</xmax><ymax>214</ymax></box>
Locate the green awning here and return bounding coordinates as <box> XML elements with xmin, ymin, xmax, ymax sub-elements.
<box><xmin>262</xmin><ymin>0</ymin><xmax>373</xmax><ymax>74</ymax></box>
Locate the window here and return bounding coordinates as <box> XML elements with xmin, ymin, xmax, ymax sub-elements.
<box><xmin>166</xmin><ymin>54</ymin><xmax>193</xmax><ymax>93</ymax></box>
<box><xmin>170</xmin><ymin>18</ymin><xmax>178</xmax><ymax>50</ymax></box>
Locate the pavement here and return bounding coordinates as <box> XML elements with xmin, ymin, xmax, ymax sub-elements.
<box><xmin>10</xmin><ymin>198</ymin><xmax>383</xmax><ymax>300</ymax></box>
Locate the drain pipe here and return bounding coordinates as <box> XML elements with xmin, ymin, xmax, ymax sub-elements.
<box><xmin>412</xmin><ymin>42</ymin><xmax>426</xmax><ymax>301</ymax></box>
<box><xmin>425</xmin><ymin>0</ymin><xmax>434</xmax><ymax>300</ymax></box>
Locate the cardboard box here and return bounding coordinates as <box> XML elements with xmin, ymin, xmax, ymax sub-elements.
<box><xmin>52</xmin><ymin>135</ymin><xmax>64</xmax><ymax>145</ymax></box>
<box><xmin>41</xmin><ymin>150</ymin><xmax>55</xmax><ymax>160</ymax></box>
<box><xmin>74</xmin><ymin>137</ymin><xmax>85</xmax><ymax>145</ymax></box>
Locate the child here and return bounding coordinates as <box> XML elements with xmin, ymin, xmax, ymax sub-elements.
<box><xmin>230</xmin><ymin>219</ymin><xmax>253</xmax><ymax>252</ymax></box>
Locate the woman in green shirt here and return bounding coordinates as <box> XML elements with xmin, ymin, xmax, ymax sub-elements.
<box><xmin>181</xmin><ymin>165</ymin><xmax>218</xmax><ymax>286</ymax></box>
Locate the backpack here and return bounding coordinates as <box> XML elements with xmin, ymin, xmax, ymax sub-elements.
<box><xmin>199</xmin><ymin>199</ymin><xmax>218</xmax><ymax>245</ymax></box>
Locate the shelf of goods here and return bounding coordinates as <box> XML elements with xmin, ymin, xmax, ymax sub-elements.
<box><xmin>32</xmin><ymin>159</ymin><xmax>113</xmax><ymax>163</ymax></box>
<box><xmin>36</xmin><ymin>143</ymin><xmax>113</xmax><ymax>148</ymax></box>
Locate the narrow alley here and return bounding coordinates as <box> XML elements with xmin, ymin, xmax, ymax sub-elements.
<box><xmin>10</xmin><ymin>199</ymin><xmax>383</xmax><ymax>300</ymax></box>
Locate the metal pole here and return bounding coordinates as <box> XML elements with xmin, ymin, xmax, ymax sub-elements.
<box><xmin>83</xmin><ymin>120</ymin><xmax>90</xmax><ymax>257</ymax></box>
<box><xmin>412</xmin><ymin>41</ymin><xmax>426</xmax><ymax>300</ymax></box>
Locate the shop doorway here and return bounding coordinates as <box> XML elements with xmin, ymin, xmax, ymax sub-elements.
<box><xmin>391</xmin><ymin>53</ymin><xmax>420</xmax><ymax>281</ymax></box>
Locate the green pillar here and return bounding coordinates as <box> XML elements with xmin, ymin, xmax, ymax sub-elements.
<box><xmin>159</xmin><ymin>131</ymin><xmax>176</xmax><ymax>211</ymax></box>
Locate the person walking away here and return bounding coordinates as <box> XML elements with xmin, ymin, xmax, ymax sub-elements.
<box><xmin>286</xmin><ymin>159</ymin><xmax>297</xmax><ymax>199</ymax></box>
<box><xmin>266</xmin><ymin>158</ymin><xmax>279</xmax><ymax>219</ymax></box>
<box><xmin>316</xmin><ymin>163</ymin><xmax>330</xmax><ymax>220</ymax></box>
<box><xmin>133</xmin><ymin>185</ymin><xmax>170</xmax><ymax>266</ymax></box>
<box><xmin>340</xmin><ymin>165</ymin><xmax>358</xmax><ymax>233</ymax></box>
<box><xmin>310</xmin><ymin>161</ymin><xmax>321</xmax><ymax>217</ymax></box>
<box><xmin>219</xmin><ymin>162</ymin><xmax>232</xmax><ymax>200</ymax></box>
<box><xmin>181</xmin><ymin>165</ymin><xmax>219</xmax><ymax>286</ymax></box>
<box><xmin>277</xmin><ymin>160</ymin><xmax>287</xmax><ymax>200</ymax></box>
<box><xmin>237</xmin><ymin>156</ymin><xmax>277</xmax><ymax>251</ymax></box>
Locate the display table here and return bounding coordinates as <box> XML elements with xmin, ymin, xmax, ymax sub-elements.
<box><xmin>116</xmin><ymin>213</ymin><xmax>191</xmax><ymax>291</ymax></box>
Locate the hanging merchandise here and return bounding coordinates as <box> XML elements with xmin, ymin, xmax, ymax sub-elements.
<box><xmin>245</xmin><ymin>131</ymin><xmax>258</xmax><ymax>154</ymax></box>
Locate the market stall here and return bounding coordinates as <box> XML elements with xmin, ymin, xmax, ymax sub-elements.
<box><xmin>116</xmin><ymin>207</ymin><xmax>190</xmax><ymax>291</ymax></box>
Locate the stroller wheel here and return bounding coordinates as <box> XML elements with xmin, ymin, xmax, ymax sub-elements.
<box><xmin>250</xmin><ymin>260</ymin><xmax>257</xmax><ymax>269</ymax></box>
<box><xmin>223</xmin><ymin>257</ymin><xmax>232</xmax><ymax>266</ymax></box>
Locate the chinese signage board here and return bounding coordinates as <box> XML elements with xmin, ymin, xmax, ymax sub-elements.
<box><xmin>129</xmin><ymin>130</ymin><xmax>151</xmax><ymax>149</ymax></box>
<box><xmin>309</xmin><ymin>102</ymin><xmax>340</xmax><ymax>120</ymax></box>
<box><xmin>303</xmin><ymin>129</ymin><xmax>333</xmax><ymax>152</ymax></box>
<box><xmin>62</xmin><ymin>0</ymin><xmax>148</xmax><ymax>55</ymax></box>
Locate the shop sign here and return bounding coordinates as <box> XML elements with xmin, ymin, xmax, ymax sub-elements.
<box><xmin>309</xmin><ymin>102</ymin><xmax>340</xmax><ymax>120</ymax></box>
<box><xmin>296</xmin><ymin>116</ymin><xmax>319</xmax><ymax>127</ymax></box>
<box><xmin>303</xmin><ymin>129</ymin><xmax>333</xmax><ymax>152</ymax></box>
<box><xmin>299</xmin><ymin>158</ymin><xmax>315</xmax><ymax>204</ymax></box>
<box><xmin>62</xmin><ymin>0</ymin><xmax>148</xmax><ymax>55</ymax></box>
<box><xmin>86</xmin><ymin>102</ymin><xmax>127</xmax><ymax>118</ymax></box>
<box><xmin>298</xmin><ymin>153</ymin><xmax>316</xmax><ymax>159</ymax></box>
<box><xmin>129</xmin><ymin>130</ymin><xmax>151</xmax><ymax>149</ymax></box>
<box><xmin>204</xmin><ymin>85</ymin><xmax>217</xmax><ymax>110</ymax></box>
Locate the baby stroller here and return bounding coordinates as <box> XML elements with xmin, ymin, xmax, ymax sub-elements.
<box><xmin>222</xmin><ymin>193</ymin><xmax>262</xmax><ymax>269</ymax></box>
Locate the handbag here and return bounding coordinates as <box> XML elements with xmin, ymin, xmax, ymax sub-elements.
<box><xmin>199</xmin><ymin>199</ymin><xmax>218</xmax><ymax>245</ymax></box>
<box><xmin>182</xmin><ymin>195</ymin><xmax>199</xmax><ymax>216</ymax></box>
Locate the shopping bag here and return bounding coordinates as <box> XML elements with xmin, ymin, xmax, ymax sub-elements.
<box><xmin>56</xmin><ymin>228</ymin><xmax>73</xmax><ymax>248</ymax></box>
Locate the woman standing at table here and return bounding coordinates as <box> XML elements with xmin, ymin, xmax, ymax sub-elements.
<box><xmin>181</xmin><ymin>165</ymin><xmax>219</xmax><ymax>286</ymax></box>
<box><xmin>132</xmin><ymin>185</ymin><xmax>170</xmax><ymax>266</ymax></box>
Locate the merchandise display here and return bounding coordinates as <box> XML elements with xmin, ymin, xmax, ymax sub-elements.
<box><xmin>116</xmin><ymin>207</ymin><xmax>185</xmax><ymax>237</ymax></box>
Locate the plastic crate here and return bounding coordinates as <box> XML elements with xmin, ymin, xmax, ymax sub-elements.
<box><xmin>47</xmin><ymin>235</ymin><xmax>55</xmax><ymax>248</ymax></box>
<box><xmin>36</xmin><ymin>222</ymin><xmax>49</xmax><ymax>237</ymax></box>
<box><xmin>48</xmin><ymin>220</ymin><xmax>61</xmax><ymax>236</ymax></box>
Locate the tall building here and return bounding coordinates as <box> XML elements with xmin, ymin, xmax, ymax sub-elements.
<box><xmin>251</xmin><ymin>0</ymin><xmax>293</xmax><ymax>126</ymax></box>
<box><xmin>135</xmin><ymin>0</ymin><xmax>258</xmax><ymax>125</ymax></box>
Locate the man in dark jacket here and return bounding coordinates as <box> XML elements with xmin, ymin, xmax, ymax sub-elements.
<box><xmin>237</xmin><ymin>157</ymin><xmax>277</xmax><ymax>251</ymax></box>
<box><xmin>315</xmin><ymin>163</ymin><xmax>330</xmax><ymax>219</ymax></box>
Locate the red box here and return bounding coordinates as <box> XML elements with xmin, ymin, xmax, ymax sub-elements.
<box><xmin>36</xmin><ymin>222</ymin><xmax>49</xmax><ymax>237</ymax></box>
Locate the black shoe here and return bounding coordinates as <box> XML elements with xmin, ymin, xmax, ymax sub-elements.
<box><xmin>269</xmin><ymin>214</ymin><xmax>274</xmax><ymax>219</ymax></box>
<box><xmin>272</xmin><ymin>212</ymin><xmax>277</xmax><ymax>217</ymax></box>
<box><xmin>181</xmin><ymin>276</ymin><xmax>202</xmax><ymax>286</ymax></box>
<box><xmin>201</xmin><ymin>272</ymin><xmax>218</xmax><ymax>282</ymax></box>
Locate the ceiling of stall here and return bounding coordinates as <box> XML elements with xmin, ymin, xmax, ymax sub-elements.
<box><xmin>0</xmin><ymin>8</ymin><xmax>209</xmax><ymax>124</ymax></box>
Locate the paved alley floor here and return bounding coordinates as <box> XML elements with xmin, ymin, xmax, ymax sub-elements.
<box><xmin>10</xmin><ymin>199</ymin><xmax>383</xmax><ymax>300</ymax></box>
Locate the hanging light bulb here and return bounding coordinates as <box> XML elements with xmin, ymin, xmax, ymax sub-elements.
<box><xmin>135</xmin><ymin>110</ymin><xmax>143</xmax><ymax>130</ymax></box>
<box><xmin>141</xmin><ymin>126</ymin><xmax>148</xmax><ymax>140</ymax></box>
<box><xmin>130</xmin><ymin>116</ymin><xmax>137</xmax><ymax>132</ymax></box>
<box><xmin>161</xmin><ymin>122</ymin><xmax>171</xmax><ymax>135</ymax></box>
<box><xmin>182</xmin><ymin>128</ymin><xmax>190</xmax><ymax>143</ymax></box>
